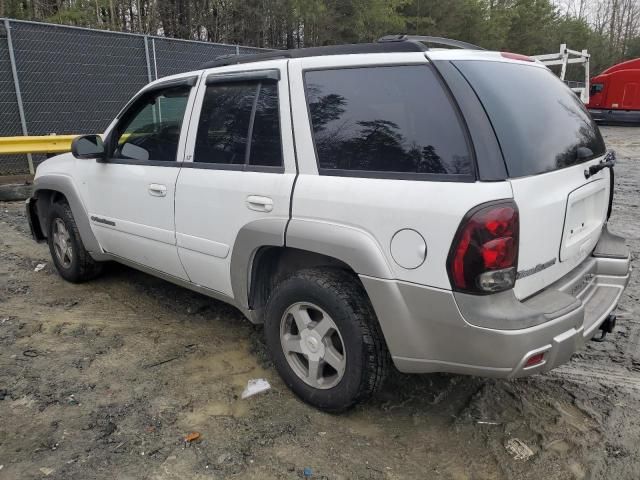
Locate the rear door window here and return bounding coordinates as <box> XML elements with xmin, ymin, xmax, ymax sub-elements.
<box><xmin>304</xmin><ymin>65</ymin><xmax>473</xmax><ymax>179</ymax></box>
<box><xmin>454</xmin><ymin>60</ymin><xmax>606</xmax><ymax>178</ymax></box>
<box><xmin>194</xmin><ymin>80</ymin><xmax>283</xmax><ymax>168</ymax></box>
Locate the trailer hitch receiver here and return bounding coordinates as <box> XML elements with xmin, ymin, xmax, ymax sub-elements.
<box><xmin>592</xmin><ymin>313</ymin><xmax>617</xmax><ymax>342</ymax></box>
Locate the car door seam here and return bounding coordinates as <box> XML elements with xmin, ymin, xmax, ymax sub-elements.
<box><xmin>173</xmin><ymin>72</ymin><xmax>205</xmax><ymax>283</ymax></box>
<box><xmin>284</xmin><ymin>59</ymin><xmax>299</xmax><ymax>247</ymax></box>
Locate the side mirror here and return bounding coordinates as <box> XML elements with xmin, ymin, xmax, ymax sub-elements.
<box><xmin>71</xmin><ymin>134</ymin><xmax>105</xmax><ymax>160</ymax></box>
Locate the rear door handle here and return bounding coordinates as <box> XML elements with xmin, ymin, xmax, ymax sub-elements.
<box><xmin>246</xmin><ymin>195</ymin><xmax>273</xmax><ymax>212</ymax></box>
<box><xmin>148</xmin><ymin>183</ymin><xmax>167</xmax><ymax>197</ymax></box>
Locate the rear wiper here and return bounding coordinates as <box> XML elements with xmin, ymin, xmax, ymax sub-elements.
<box><xmin>584</xmin><ymin>150</ymin><xmax>616</xmax><ymax>179</ymax></box>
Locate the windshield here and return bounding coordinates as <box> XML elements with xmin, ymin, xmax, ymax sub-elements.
<box><xmin>454</xmin><ymin>60</ymin><xmax>606</xmax><ymax>178</ymax></box>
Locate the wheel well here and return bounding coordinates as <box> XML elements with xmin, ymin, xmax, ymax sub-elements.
<box><xmin>33</xmin><ymin>189</ymin><xmax>68</xmax><ymax>237</ymax></box>
<box><xmin>248</xmin><ymin>247</ymin><xmax>357</xmax><ymax>314</ymax></box>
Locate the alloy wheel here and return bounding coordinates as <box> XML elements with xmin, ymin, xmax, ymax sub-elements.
<box><xmin>280</xmin><ymin>302</ymin><xmax>347</xmax><ymax>389</ymax></box>
<box><xmin>52</xmin><ymin>218</ymin><xmax>73</xmax><ymax>268</ymax></box>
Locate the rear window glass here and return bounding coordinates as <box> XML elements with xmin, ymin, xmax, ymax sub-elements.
<box><xmin>454</xmin><ymin>60</ymin><xmax>606</xmax><ymax>178</ymax></box>
<box><xmin>304</xmin><ymin>65</ymin><xmax>472</xmax><ymax>177</ymax></box>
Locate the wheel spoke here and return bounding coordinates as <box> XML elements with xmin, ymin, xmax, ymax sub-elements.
<box><xmin>53</xmin><ymin>233</ymin><xmax>63</xmax><ymax>251</ymax></box>
<box><xmin>323</xmin><ymin>345</ymin><xmax>345</xmax><ymax>373</ymax></box>
<box><xmin>291</xmin><ymin>306</ymin><xmax>312</xmax><ymax>331</ymax></box>
<box><xmin>307</xmin><ymin>358</ymin><xmax>322</xmax><ymax>387</ymax></box>
<box><xmin>54</xmin><ymin>238</ymin><xmax>65</xmax><ymax>258</ymax></box>
<box><xmin>313</xmin><ymin>317</ymin><xmax>333</xmax><ymax>339</ymax></box>
<box><xmin>283</xmin><ymin>334</ymin><xmax>304</xmax><ymax>354</ymax></box>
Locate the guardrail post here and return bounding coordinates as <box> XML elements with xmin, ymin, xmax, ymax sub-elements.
<box><xmin>5</xmin><ymin>19</ymin><xmax>34</xmax><ymax>174</ymax></box>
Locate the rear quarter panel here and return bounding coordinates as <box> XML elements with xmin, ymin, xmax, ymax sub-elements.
<box><xmin>290</xmin><ymin>175</ymin><xmax>512</xmax><ymax>288</ymax></box>
<box><xmin>288</xmin><ymin>53</ymin><xmax>512</xmax><ymax>288</ymax></box>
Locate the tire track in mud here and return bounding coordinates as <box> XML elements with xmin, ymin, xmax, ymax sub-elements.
<box><xmin>554</xmin><ymin>364</ymin><xmax>640</xmax><ymax>391</ymax></box>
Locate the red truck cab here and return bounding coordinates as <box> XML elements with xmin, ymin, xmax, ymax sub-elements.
<box><xmin>587</xmin><ymin>58</ymin><xmax>640</xmax><ymax>124</ymax></box>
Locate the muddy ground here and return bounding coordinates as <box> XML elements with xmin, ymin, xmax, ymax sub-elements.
<box><xmin>0</xmin><ymin>126</ymin><xmax>639</xmax><ymax>480</ymax></box>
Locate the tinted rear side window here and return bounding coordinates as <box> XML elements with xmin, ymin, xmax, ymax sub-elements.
<box><xmin>304</xmin><ymin>65</ymin><xmax>473</xmax><ymax>178</ymax></box>
<box><xmin>194</xmin><ymin>80</ymin><xmax>283</xmax><ymax>167</ymax></box>
<box><xmin>195</xmin><ymin>82</ymin><xmax>255</xmax><ymax>165</ymax></box>
<box><xmin>454</xmin><ymin>61</ymin><xmax>606</xmax><ymax>178</ymax></box>
<box><xmin>249</xmin><ymin>83</ymin><xmax>282</xmax><ymax>167</ymax></box>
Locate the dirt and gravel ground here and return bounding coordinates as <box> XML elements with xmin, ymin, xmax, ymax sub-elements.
<box><xmin>0</xmin><ymin>126</ymin><xmax>638</xmax><ymax>480</ymax></box>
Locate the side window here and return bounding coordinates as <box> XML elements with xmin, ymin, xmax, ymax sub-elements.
<box><xmin>249</xmin><ymin>83</ymin><xmax>282</xmax><ymax>167</ymax></box>
<box><xmin>194</xmin><ymin>82</ymin><xmax>255</xmax><ymax>164</ymax></box>
<box><xmin>113</xmin><ymin>86</ymin><xmax>190</xmax><ymax>162</ymax></box>
<box><xmin>304</xmin><ymin>65</ymin><xmax>472</xmax><ymax>177</ymax></box>
<box><xmin>590</xmin><ymin>83</ymin><xmax>604</xmax><ymax>96</ymax></box>
<box><xmin>194</xmin><ymin>79</ymin><xmax>283</xmax><ymax>168</ymax></box>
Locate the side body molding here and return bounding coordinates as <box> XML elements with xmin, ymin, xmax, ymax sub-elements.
<box><xmin>285</xmin><ymin>219</ymin><xmax>393</xmax><ymax>279</ymax></box>
<box><xmin>33</xmin><ymin>175</ymin><xmax>109</xmax><ymax>261</ymax></box>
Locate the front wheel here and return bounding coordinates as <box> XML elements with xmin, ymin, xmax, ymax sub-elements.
<box><xmin>47</xmin><ymin>201</ymin><xmax>103</xmax><ymax>283</ymax></box>
<box><xmin>264</xmin><ymin>269</ymin><xmax>389</xmax><ymax>412</ymax></box>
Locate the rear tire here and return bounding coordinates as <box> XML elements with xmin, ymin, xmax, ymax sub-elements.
<box><xmin>264</xmin><ymin>268</ymin><xmax>388</xmax><ymax>412</ymax></box>
<box><xmin>47</xmin><ymin>201</ymin><xmax>103</xmax><ymax>283</ymax></box>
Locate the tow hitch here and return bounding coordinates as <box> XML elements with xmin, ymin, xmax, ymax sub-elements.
<box><xmin>592</xmin><ymin>313</ymin><xmax>617</xmax><ymax>342</ymax></box>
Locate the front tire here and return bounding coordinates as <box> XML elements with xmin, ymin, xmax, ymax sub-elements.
<box><xmin>264</xmin><ymin>269</ymin><xmax>389</xmax><ymax>412</ymax></box>
<box><xmin>47</xmin><ymin>201</ymin><xmax>102</xmax><ymax>283</ymax></box>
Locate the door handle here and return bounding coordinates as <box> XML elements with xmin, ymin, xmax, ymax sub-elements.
<box><xmin>148</xmin><ymin>183</ymin><xmax>167</xmax><ymax>197</ymax></box>
<box><xmin>246</xmin><ymin>195</ymin><xmax>273</xmax><ymax>212</ymax></box>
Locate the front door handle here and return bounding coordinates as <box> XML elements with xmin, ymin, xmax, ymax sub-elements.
<box><xmin>246</xmin><ymin>195</ymin><xmax>273</xmax><ymax>212</ymax></box>
<box><xmin>148</xmin><ymin>183</ymin><xmax>167</xmax><ymax>197</ymax></box>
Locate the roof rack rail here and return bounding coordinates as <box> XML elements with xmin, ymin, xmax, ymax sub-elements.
<box><xmin>200</xmin><ymin>41</ymin><xmax>425</xmax><ymax>69</ymax></box>
<box><xmin>378</xmin><ymin>35</ymin><xmax>485</xmax><ymax>51</ymax></box>
<box><xmin>200</xmin><ymin>35</ymin><xmax>483</xmax><ymax>69</ymax></box>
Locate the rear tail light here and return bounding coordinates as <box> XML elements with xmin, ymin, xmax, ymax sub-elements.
<box><xmin>447</xmin><ymin>201</ymin><xmax>519</xmax><ymax>294</ymax></box>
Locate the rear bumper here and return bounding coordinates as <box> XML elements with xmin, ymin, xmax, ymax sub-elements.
<box><xmin>588</xmin><ymin>108</ymin><xmax>640</xmax><ymax>125</ymax></box>
<box><xmin>361</xmin><ymin>227</ymin><xmax>631</xmax><ymax>378</ymax></box>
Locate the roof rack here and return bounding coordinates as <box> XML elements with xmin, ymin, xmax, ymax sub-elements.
<box><xmin>200</xmin><ymin>35</ymin><xmax>483</xmax><ymax>70</ymax></box>
<box><xmin>377</xmin><ymin>35</ymin><xmax>484</xmax><ymax>51</ymax></box>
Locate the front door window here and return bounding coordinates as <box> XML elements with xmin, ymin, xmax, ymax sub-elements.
<box><xmin>112</xmin><ymin>86</ymin><xmax>190</xmax><ymax>162</ymax></box>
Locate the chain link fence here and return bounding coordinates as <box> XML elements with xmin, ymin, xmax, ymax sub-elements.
<box><xmin>0</xmin><ymin>18</ymin><xmax>269</xmax><ymax>175</ymax></box>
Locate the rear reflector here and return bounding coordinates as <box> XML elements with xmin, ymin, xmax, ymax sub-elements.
<box><xmin>525</xmin><ymin>353</ymin><xmax>545</xmax><ymax>368</ymax></box>
<box><xmin>501</xmin><ymin>52</ymin><xmax>534</xmax><ymax>62</ymax></box>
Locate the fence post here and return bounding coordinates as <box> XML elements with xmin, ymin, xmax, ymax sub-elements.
<box><xmin>151</xmin><ymin>38</ymin><xmax>158</xmax><ymax>80</ymax></box>
<box><xmin>143</xmin><ymin>36</ymin><xmax>153</xmax><ymax>83</ymax></box>
<box><xmin>236</xmin><ymin>44</ymin><xmax>240</xmax><ymax>56</ymax></box>
<box><xmin>5</xmin><ymin>19</ymin><xmax>34</xmax><ymax>175</ymax></box>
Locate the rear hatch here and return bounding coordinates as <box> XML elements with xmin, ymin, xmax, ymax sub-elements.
<box><xmin>453</xmin><ymin>58</ymin><xmax>610</xmax><ymax>299</ymax></box>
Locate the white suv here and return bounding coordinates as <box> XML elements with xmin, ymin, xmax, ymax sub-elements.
<box><xmin>26</xmin><ymin>36</ymin><xmax>631</xmax><ymax>411</ymax></box>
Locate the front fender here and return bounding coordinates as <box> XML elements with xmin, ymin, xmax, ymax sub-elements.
<box><xmin>33</xmin><ymin>174</ymin><xmax>108</xmax><ymax>261</ymax></box>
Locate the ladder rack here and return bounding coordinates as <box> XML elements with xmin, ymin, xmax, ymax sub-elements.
<box><xmin>533</xmin><ymin>44</ymin><xmax>590</xmax><ymax>103</ymax></box>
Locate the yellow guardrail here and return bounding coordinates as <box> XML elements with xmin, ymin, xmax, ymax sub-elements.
<box><xmin>0</xmin><ymin>135</ymin><xmax>80</xmax><ymax>155</ymax></box>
